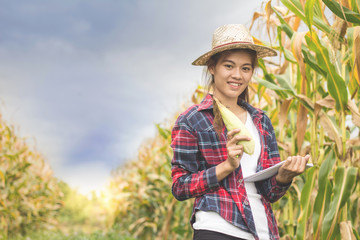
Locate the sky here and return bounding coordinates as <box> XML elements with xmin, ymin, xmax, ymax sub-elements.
<box><xmin>0</xmin><ymin>0</ymin><xmax>267</xmax><ymax>194</ymax></box>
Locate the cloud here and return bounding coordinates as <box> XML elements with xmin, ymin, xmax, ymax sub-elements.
<box><xmin>57</xmin><ymin>161</ymin><xmax>112</xmax><ymax>195</ymax></box>
<box><xmin>0</xmin><ymin>0</ymin><xmax>265</xmax><ymax>193</ymax></box>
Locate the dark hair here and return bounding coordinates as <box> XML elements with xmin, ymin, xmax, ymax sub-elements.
<box><xmin>205</xmin><ymin>48</ymin><xmax>258</xmax><ymax>135</ymax></box>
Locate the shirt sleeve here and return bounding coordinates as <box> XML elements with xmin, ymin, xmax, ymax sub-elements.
<box><xmin>256</xmin><ymin>175</ymin><xmax>292</xmax><ymax>203</ymax></box>
<box><xmin>170</xmin><ymin>116</ymin><xmax>220</xmax><ymax>201</ymax></box>
<box><xmin>256</xmin><ymin>115</ymin><xmax>291</xmax><ymax>203</ymax></box>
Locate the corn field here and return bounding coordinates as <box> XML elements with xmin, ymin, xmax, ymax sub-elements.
<box><xmin>109</xmin><ymin>0</ymin><xmax>360</xmax><ymax>239</ymax></box>
<box><xmin>1</xmin><ymin>0</ymin><xmax>359</xmax><ymax>239</ymax></box>
<box><xmin>108</xmin><ymin>121</ymin><xmax>194</xmax><ymax>240</ymax></box>
<box><xmin>249</xmin><ymin>0</ymin><xmax>360</xmax><ymax>239</ymax></box>
<box><xmin>0</xmin><ymin>114</ymin><xmax>63</xmax><ymax>239</ymax></box>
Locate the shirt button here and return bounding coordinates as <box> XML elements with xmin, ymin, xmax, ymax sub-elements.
<box><xmin>244</xmin><ymin>200</ymin><xmax>249</xmax><ymax>205</ymax></box>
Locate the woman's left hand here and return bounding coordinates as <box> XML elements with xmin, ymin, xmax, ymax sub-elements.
<box><xmin>276</xmin><ymin>155</ymin><xmax>311</xmax><ymax>185</ymax></box>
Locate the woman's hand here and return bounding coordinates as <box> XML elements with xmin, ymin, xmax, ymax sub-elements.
<box><xmin>225</xmin><ymin>129</ymin><xmax>251</xmax><ymax>170</ymax></box>
<box><xmin>276</xmin><ymin>155</ymin><xmax>311</xmax><ymax>185</ymax></box>
<box><xmin>215</xmin><ymin>128</ymin><xmax>250</xmax><ymax>182</ymax></box>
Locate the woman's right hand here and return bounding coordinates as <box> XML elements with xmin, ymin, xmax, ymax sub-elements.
<box><xmin>215</xmin><ymin>129</ymin><xmax>251</xmax><ymax>182</ymax></box>
<box><xmin>225</xmin><ymin>129</ymin><xmax>251</xmax><ymax>170</ymax></box>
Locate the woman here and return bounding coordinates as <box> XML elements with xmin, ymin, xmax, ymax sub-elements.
<box><xmin>171</xmin><ymin>24</ymin><xmax>310</xmax><ymax>240</ymax></box>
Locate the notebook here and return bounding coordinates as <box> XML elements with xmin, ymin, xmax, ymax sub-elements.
<box><xmin>244</xmin><ymin>161</ymin><xmax>314</xmax><ymax>182</ymax></box>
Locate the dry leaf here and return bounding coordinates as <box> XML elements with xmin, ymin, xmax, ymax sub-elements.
<box><xmin>347</xmin><ymin>138</ymin><xmax>360</xmax><ymax>146</ymax></box>
<box><xmin>319</xmin><ymin>112</ymin><xmax>343</xmax><ymax>155</ymax></box>
<box><xmin>272</xmin><ymin>6</ymin><xmax>288</xmax><ymax>16</ymax></box>
<box><xmin>315</xmin><ymin>95</ymin><xmax>336</xmax><ymax>116</ymax></box>
<box><xmin>279</xmin><ymin>98</ymin><xmax>293</xmax><ymax>130</ymax></box>
<box><xmin>316</xmin><ymin>96</ymin><xmax>336</xmax><ymax>109</ymax></box>
<box><xmin>293</xmin><ymin>16</ymin><xmax>301</xmax><ymax>32</ymax></box>
<box><xmin>340</xmin><ymin>221</ymin><xmax>356</xmax><ymax>240</ymax></box>
<box><xmin>266</xmin><ymin>0</ymin><xmax>273</xmax><ymax>36</ymax></box>
<box><xmin>347</xmin><ymin>99</ymin><xmax>360</xmax><ymax>127</ymax></box>
<box><xmin>249</xmin><ymin>12</ymin><xmax>264</xmax><ymax>30</ymax></box>
<box><xmin>297</xmin><ymin>104</ymin><xmax>308</xmax><ymax>152</ymax></box>
<box><xmin>291</xmin><ymin>32</ymin><xmax>307</xmax><ymax>85</ymax></box>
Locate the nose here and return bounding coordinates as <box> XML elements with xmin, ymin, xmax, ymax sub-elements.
<box><xmin>232</xmin><ymin>68</ymin><xmax>242</xmax><ymax>79</ymax></box>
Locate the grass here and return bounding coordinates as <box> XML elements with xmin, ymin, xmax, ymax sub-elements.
<box><xmin>9</xmin><ymin>229</ymin><xmax>136</xmax><ymax>240</ymax></box>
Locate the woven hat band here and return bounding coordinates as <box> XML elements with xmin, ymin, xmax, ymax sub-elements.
<box><xmin>213</xmin><ymin>41</ymin><xmax>253</xmax><ymax>50</ymax></box>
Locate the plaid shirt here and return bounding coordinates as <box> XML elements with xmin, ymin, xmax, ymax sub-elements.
<box><xmin>171</xmin><ymin>94</ymin><xmax>290</xmax><ymax>240</ymax></box>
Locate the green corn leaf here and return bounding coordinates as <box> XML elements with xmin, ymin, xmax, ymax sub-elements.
<box><xmin>305</xmin><ymin>32</ymin><xmax>348</xmax><ymax>112</ymax></box>
<box><xmin>350</xmin><ymin>0</ymin><xmax>360</xmax><ymax>13</ymax></box>
<box><xmin>156</xmin><ymin>124</ymin><xmax>171</xmax><ymax>140</ymax></box>
<box><xmin>280</xmin><ymin>23</ymin><xmax>295</xmax><ymax>39</ymax></box>
<box><xmin>281</xmin><ymin>0</ymin><xmax>337</xmax><ymax>38</ymax></box>
<box><xmin>305</xmin><ymin>0</ymin><xmax>317</xmax><ymax>30</ymax></box>
<box><xmin>313</xmin><ymin>0</ymin><xmax>325</xmax><ymax>18</ymax></box>
<box><xmin>314</xmin><ymin>181</ymin><xmax>333</xmax><ymax>239</ymax></box>
<box><xmin>257</xmin><ymin>60</ymin><xmax>288</xmax><ymax>99</ymax></box>
<box><xmin>281</xmin><ymin>0</ymin><xmax>306</xmax><ymax>21</ymax></box>
<box><xmin>281</xmin><ymin>0</ymin><xmax>336</xmax><ymax>33</ymax></box>
<box><xmin>274</xmin><ymin>74</ymin><xmax>297</xmax><ymax>95</ymax></box>
<box><xmin>353</xmin><ymin>226</ymin><xmax>360</xmax><ymax>240</ymax></box>
<box><xmin>323</xmin><ymin>0</ymin><xmax>360</xmax><ymax>24</ymax></box>
<box><xmin>257</xmin><ymin>58</ymin><xmax>268</xmax><ymax>74</ymax></box>
<box><xmin>313</xmin><ymin>152</ymin><xmax>336</xmax><ymax>238</ymax></box>
<box><xmin>313</xmin><ymin>16</ymin><xmax>339</xmax><ymax>39</ymax></box>
<box><xmin>296</xmin><ymin>167</ymin><xmax>317</xmax><ymax>240</ymax></box>
<box><xmin>283</xmin><ymin>48</ymin><xmax>298</xmax><ymax>63</ymax></box>
<box><xmin>271</xmin><ymin>5</ymin><xmax>294</xmax><ymax>38</ymax></box>
<box><xmin>321</xmin><ymin>166</ymin><xmax>358</xmax><ymax>238</ymax></box>
<box><xmin>253</xmin><ymin>76</ymin><xmax>288</xmax><ymax>91</ymax></box>
<box><xmin>350</xmin><ymin>197</ymin><xmax>359</xmax><ymax>226</ymax></box>
<box><xmin>277</xmin><ymin>26</ymin><xmax>297</xmax><ymax>63</ymax></box>
<box><xmin>302</xmin><ymin>48</ymin><xmax>327</xmax><ymax>76</ymax></box>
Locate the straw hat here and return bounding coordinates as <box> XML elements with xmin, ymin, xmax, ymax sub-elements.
<box><xmin>192</xmin><ymin>24</ymin><xmax>277</xmax><ymax>66</ymax></box>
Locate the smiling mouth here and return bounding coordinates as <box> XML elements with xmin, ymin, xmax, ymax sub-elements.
<box><xmin>228</xmin><ymin>82</ymin><xmax>242</xmax><ymax>87</ymax></box>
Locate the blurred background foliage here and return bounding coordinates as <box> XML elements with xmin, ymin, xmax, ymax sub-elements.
<box><xmin>0</xmin><ymin>114</ymin><xmax>62</xmax><ymax>239</ymax></box>
<box><xmin>1</xmin><ymin>0</ymin><xmax>359</xmax><ymax>239</ymax></box>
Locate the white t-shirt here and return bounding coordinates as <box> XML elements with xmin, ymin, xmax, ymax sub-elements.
<box><xmin>193</xmin><ymin>111</ymin><xmax>270</xmax><ymax>240</ymax></box>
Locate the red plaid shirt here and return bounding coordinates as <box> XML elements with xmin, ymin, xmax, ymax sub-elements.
<box><xmin>171</xmin><ymin>94</ymin><xmax>290</xmax><ymax>240</ymax></box>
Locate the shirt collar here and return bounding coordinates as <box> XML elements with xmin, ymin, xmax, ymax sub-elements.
<box><xmin>197</xmin><ymin>94</ymin><xmax>214</xmax><ymax>111</ymax></box>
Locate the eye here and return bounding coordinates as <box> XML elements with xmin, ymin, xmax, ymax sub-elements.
<box><xmin>242</xmin><ymin>66</ymin><xmax>252</xmax><ymax>72</ymax></box>
<box><xmin>224</xmin><ymin>64</ymin><xmax>233</xmax><ymax>69</ymax></box>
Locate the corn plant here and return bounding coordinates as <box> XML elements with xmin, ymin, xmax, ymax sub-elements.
<box><xmin>108</xmin><ymin>119</ymin><xmax>193</xmax><ymax>240</ymax></box>
<box><xmin>248</xmin><ymin>0</ymin><xmax>360</xmax><ymax>239</ymax></box>
<box><xmin>0</xmin><ymin>115</ymin><xmax>63</xmax><ymax>239</ymax></box>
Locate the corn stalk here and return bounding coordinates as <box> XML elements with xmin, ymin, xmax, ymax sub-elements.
<box><xmin>250</xmin><ymin>0</ymin><xmax>360</xmax><ymax>238</ymax></box>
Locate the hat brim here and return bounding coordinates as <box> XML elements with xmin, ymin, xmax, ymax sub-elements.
<box><xmin>192</xmin><ymin>43</ymin><xmax>277</xmax><ymax>66</ymax></box>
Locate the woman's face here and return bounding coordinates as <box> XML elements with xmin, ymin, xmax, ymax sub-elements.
<box><xmin>209</xmin><ymin>50</ymin><xmax>254</xmax><ymax>102</ymax></box>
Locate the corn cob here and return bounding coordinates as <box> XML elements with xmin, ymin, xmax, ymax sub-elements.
<box><xmin>214</xmin><ymin>97</ymin><xmax>255</xmax><ymax>155</ymax></box>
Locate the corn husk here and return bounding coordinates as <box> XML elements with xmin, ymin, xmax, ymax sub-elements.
<box><xmin>214</xmin><ymin>97</ymin><xmax>255</xmax><ymax>155</ymax></box>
